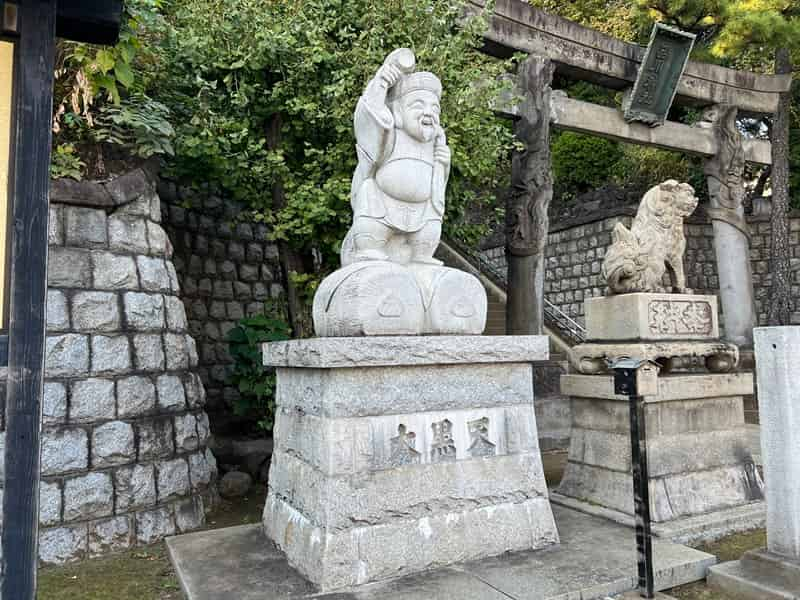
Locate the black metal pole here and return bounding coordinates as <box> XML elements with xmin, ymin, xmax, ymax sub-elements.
<box><xmin>629</xmin><ymin>391</ymin><xmax>655</xmax><ymax>598</ymax></box>
<box><xmin>1</xmin><ymin>1</ymin><xmax>57</xmax><ymax>598</ymax></box>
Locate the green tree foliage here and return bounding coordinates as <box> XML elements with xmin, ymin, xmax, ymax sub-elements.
<box><xmin>551</xmin><ymin>132</ymin><xmax>624</xmax><ymax>196</ymax></box>
<box><xmin>153</xmin><ymin>0</ymin><xmax>516</xmax><ymax>270</ymax></box>
<box><xmin>226</xmin><ymin>314</ymin><xmax>291</xmax><ymax>432</ymax></box>
<box><xmin>52</xmin><ymin>0</ymin><xmax>174</xmax><ymax>179</ymax></box>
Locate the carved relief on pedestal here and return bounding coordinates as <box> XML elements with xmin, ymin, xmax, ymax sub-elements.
<box><xmin>389</xmin><ymin>424</ymin><xmax>420</xmax><ymax>467</ymax></box>
<box><xmin>648</xmin><ymin>300</ymin><xmax>713</xmax><ymax>336</ymax></box>
<box><xmin>468</xmin><ymin>417</ymin><xmax>496</xmax><ymax>458</ymax></box>
<box><xmin>430</xmin><ymin>419</ymin><xmax>456</xmax><ymax>463</ymax></box>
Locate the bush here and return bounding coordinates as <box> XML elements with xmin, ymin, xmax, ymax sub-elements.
<box><xmin>226</xmin><ymin>314</ymin><xmax>291</xmax><ymax>433</ymax></box>
<box><xmin>551</xmin><ymin>131</ymin><xmax>624</xmax><ymax>196</ymax></box>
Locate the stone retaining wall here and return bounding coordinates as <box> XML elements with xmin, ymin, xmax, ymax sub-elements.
<box><xmin>0</xmin><ymin>168</ymin><xmax>217</xmax><ymax>565</ymax></box>
<box><xmin>479</xmin><ymin>207</ymin><xmax>800</xmax><ymax>328</ymax></box>
<box><xmin>158</xmin><ymin>182</ymin><xmax>284</xmax><ymax>434</ymax></box>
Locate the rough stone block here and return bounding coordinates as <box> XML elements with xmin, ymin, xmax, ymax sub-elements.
<box><xmin>72</xmin><ymin>291</ymin><xmax>121</xmax><ymax>332</ymax></box>
<box><xmin>186</xmin><ymin>335</ymin><xmax>199</xmax><ymax>368</ymax></box>
<box><xmin>136</xmin><ymin>506</ymin><xmax>176</xmax><ymax>545</ymax></box>
<box><xmin>63</xmin><ymin>472</ymin><xmax>114</xmax><ymax>522</ymax></box>
<box><xmin>65</xmin><ymin>206</ymin><xmax>108</xmax><ymax>248</ymax></box>
<box><xmin>165</xmin><ymin>296</ymin><xmax>188</xmax><ymax>330</ymax></box>
<box><xmin>70</xmin><ymin>377</ymin><xmax>115</xmax><ymax>422</ymax></box>
<box><xmin>273</xmin><ymin>404</ymin><xmax>538</xmax><ymax>477</ymax></box>
<box><xmin>195</xmin><ymin>412</ymin><xmax>210</xmax><ymax>446</ymax></box>
<box><xmin>91</xmin><ymin>335</ymin><xmax>131</xmax><ymax>375</ymax></box>
<box><xmin>264</xmin><ymin>494</ymin><xmax>558</xmax><ymax>591</ymax></box>
<box><xmin>91</xmin><ymin>251</ymin><xmax>139</xmax><ymax>290</ymax></box>
<box><xmin>157</xmin><ymin>457</ymin><xmax>190</xmax><ymax>502</ymax></box>
<box><xmin>147</xmin><ymin>222</ymin><xmax>170</xmax><ymax>256</ymax></box>
<box><xmin>88</xmin><ymin>516</ymin><xmax>133</xmax><ymax>556</ymax></box>
<box><xmin>174</xmin><ymin>496</ymin><xmax>205</xmax><ymax>533</ymax></box>
<box><xmin>174</xmin><ymin>413</ymin><xmax>199</xmax><ymax>452</ymax></box>
<box><xmin>240</xmin><ymin>264</ymin><xmax>260</xmax><ymax>282</ymax></box>
<box><xmin>39</xmin><ymin>480</ymin><xmax>62</xmax><ymax>527</ymax></box>
<box><xmin>49</xmin><ymin>205</ymin><xmax>64</xmax><ymax>246</ymax></box>
<box><xmin>166</xmin><ymin>262</ymin><xmax>181</xmax><ymax>292</ymax></box>
<box><xmin>138</xmin><ymin>417</ymin><xmax>174</xmax><ymax>460</ymax></box>
<box><xmin>116</xmin><ymin>375</ymin><xmax>157</xmax><ymax>417</ymax></box>
<box><xmin>108</xmin><ymin>216</ymin><xmax>148</xmax><ymax>254</ymax></box>
<box><xmin>115</xmin><ymin>464</ymin><xmax>156</xmax><ymax>512</ymax></box>
<box><xmin>266</xmin><ymin>336</ymin><xmax>548</xmax><ymax>370</ymax></box>
<box><xmin>157</xmin><ymin>375</ymin><xmax>186</xmax><ymax>411</ymax></box>
<box><xmin>137</xmin><ymin>256</ymin><xmax>171</xmax><ymax>292</ymax></box>
<box><xmin>132</xmin><ymin>334</ymin><xmax>165</xmax><ymax>371</ymax></box>
<box><xmin>164</xmin><ymin>333</ymin><xmax>189</xmax><ymax>370</ymax></box>
<box><xmin>275</xmin><ymin>362</ymin><xmax>533</xmax><ymax>419</ymax></box>
<box><xmin>92</xmin><ymin>421</ymin><xmax>135</xmax><ymax>468</ymax></box>
<box><xmin>45</xmin><ymin>334</ymin><xmax>90</xmax><ymax>377</ymax></box>
<box><xmin>124</xmin><ymin>292</ymin><xmax>165</xmax><ymax>330</ymax></box>
<box><xmin>39</xmin><ymin>524</ymin><xmax>88</xmax><ymax>564</ymax></box>
<box><xmin>41</xmin><ymin>428</ymin><xmax>89</xmax><ymax>475</ymax></box>
<box><xmin>184</xmin><ymin>373</ymin><xmax>206</xmax><ymax>408</ymax></box>
<box><xmin>269</xmin><ymin>450</ymin><xmax>548</xmax><ymax>532</ymax></box>
<box><xmin>47</xmin><ymin>290</ymin><xmax>70</xmax><ymax>331</ymax></box>
<box><xmin>188</xmin><ymin>450</ymin><xmax>212</xmax><ymax>490</ymax></box>
<box><xmin>43</xmin><ymin>382</ymin><xmax>67</xmax><ymax>426</ymax></box>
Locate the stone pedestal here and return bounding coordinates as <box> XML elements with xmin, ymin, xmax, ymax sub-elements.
<box><xmin>556</xmin><ymin>373</ymin><xmax>763</xmax><ymax>528</ymax></box>
<box><xmin>708</xmin><ymin>327</ymin><xmax>800</xmax><ymax>598</ymax></box>
<box><xmin>555</xmin><ymin>293</ymin><xmax>763</xmax><ymax>541</ymax></box>
<box><xmin>261</xmin><ymin>336</ymin><xmax>559</xmax><ymax>591</ymax></box>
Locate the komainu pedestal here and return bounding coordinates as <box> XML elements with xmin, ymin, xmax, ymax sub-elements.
<box><xmin>556</xmin><ymin>293</ymin><xmax>764</xmax><ymax>541</ymax></box>
<box><xmin>262</xmin><ymin>336</ymin><xmax>559</xmax><ymax>591</ymax></box>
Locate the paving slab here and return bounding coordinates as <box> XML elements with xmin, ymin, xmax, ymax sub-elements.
<box><xmin>167</xmin><ymin>506</ymin><xmax>715</xmax><ymax>600</ymax></box>
<box><xmin>550</xmin><ymin>492</ymin><xmax>766</xmax><ymax>545</ymax></box>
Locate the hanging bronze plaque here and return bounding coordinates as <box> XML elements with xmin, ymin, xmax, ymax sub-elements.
<box><xmin>624</xmin><ymin>23</ymin><xmax>695</xmax><ymax>126</ymax></box>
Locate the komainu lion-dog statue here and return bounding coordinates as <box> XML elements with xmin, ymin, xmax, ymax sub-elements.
<box><xmin>602</xmin><ymin>180</ymin><xmax>699</xmax><ymax>295</ymax></box>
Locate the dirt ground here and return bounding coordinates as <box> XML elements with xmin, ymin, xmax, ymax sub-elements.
<box><xmin>38</xmin><ymin>453</ymin><xmax>763</xmax><ymax>599</ymax></box>
<box><xmin>37</xmin><ymin>490</ymin><xmax>267</xmax><ymax>600</ymax></box>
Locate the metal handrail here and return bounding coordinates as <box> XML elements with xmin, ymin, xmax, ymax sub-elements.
<box><xmin>442</xmin><ymin>237</ymin><xmax>587</xmax><ymax>345</ymax></box>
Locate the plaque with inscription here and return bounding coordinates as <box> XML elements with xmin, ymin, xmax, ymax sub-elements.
<box><xmin>624</xmin><ymin>23</ymin><xmax>695</xmax><ymax>126</ymax></box>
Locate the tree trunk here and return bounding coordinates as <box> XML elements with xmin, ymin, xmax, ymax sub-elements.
<box><xmin>767</xmin><ymin>48</ymin><xmax>793</xmax><ymax>326</ymax></box>
<box><xmin>506</xmin><ymin>55</ymin><xmax>554</xmax><ymax>335</ymax></box>
<box><xmin>266</xmin><ymin>113</ymin><xmax>311</xmax><ymax>338</ymax></box>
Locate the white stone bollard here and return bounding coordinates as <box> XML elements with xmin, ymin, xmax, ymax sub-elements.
<box><xmin>754</xmin><ymin>326</ymin><xmax>800</xmax><ymax>559</ymax></box>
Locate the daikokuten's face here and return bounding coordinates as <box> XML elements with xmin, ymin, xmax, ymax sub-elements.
<box><xmin>399</xmin><ymin>90</ymin><xmax>441</xmax><ymax>143</ymax></box>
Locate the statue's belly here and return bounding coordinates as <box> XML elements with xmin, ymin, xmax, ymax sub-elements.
<box><xmin>376</xmin><ymin>159</ymin><xmax>432</xmax><ymax>203</ymax></box>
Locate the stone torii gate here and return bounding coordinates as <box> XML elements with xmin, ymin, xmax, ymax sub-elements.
<box><xmin>469</xmin><ymin>0</ymin><xmax>792</xmax><ymax>347</ymax></box>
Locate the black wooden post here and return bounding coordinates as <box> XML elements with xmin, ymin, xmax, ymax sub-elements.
<box><xmin>1</xmin><ymin>1</ymin><xmax>58</xmax><ymax>598</ymax></box>
<box><xmin>612</xmin><ymin>362</ymin><xmax>655</xmax><ymax>599</ymax></box>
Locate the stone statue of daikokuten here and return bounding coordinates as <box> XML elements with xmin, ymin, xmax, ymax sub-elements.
<box><xmin>313</xmin><ymin>49</ymin><xmax>487</xmax><ymax>337</ymax></box>
<box><xmin>341</xmin><ymin>48</ymin><xmax>449</xmax><ymax>266</ymax></box>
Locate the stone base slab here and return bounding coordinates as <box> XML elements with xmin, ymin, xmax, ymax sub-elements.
<box><xmin>551</xmin><ymin>493</ymin><xmax>766</xmax><ymax>545</ymax></box>
<box><xmin>708</xmin><ymin>549</ymin><xmax>800</xmax><ymax>600</ymax></box>
<box><xmin>167</xmin><ymin>506</ymin><xmax>716</xmax><ymax>600</ymax></box>
<box><xmin>585</xmin><ymin>293</ymin><xmax>719</xmax><ymax>342</ymax></box>
<box><xmin>264</xmin><ymin>493</ymin><xmax>558</xmax><ymax>590</ymax></box>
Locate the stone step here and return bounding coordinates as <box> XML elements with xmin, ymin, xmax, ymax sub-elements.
<box><xmin>740</xmin><ymin>549</ymin><xmax>800</xmax><ymax>590</ymax></box>
<box><xmin>708</xmin><ymin>559</ymin><xmax>800</xmax><ymax>600</ymax></box>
